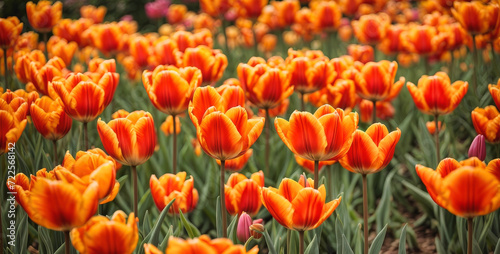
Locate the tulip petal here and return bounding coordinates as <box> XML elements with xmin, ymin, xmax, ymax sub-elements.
<box><xmin>261</xmin><ymin>188</ymin><xmax>293</xmax><ymax>229</ymax></box>
<box><xmin>416</xmin><ymin>165</ymin><xmax>445</xmax><ymax>208</ymax></box>
<box><xmin>313</xmin><ymin>197</ymin><xmax>341</xmax><ymax>229</ymax></box>
<box><xmin>97</xmin><ymin>119</ymin><xmax>125</xmax><ymax>164</ymax></box>
<box><xmin>199</xmin><ymin>111</ymin><xmax>243</xmax><ymax>160</ymax></box>
<box><xmin>287</xmin><ymin>112</ymin><xmax>328</xmax><ymax>161</ymax></box>
<box><xmin>291</xmin><ymin>188</ymin><xmax>324</xmax><ymax>231</ymax></box>
<box><xmin>278</xmin><ymin>178</ymin><xmax>304</xmax><ymax>202</ymax></box>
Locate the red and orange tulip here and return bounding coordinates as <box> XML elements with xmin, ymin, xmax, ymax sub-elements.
<box><xmin>407</xmin><ymin>72</ymin><xmax>468</xmax><ymax>116</ymax></box>
<box><xmin>1</xmin><ymin>89</ymin><xmax>28</xmax><ymax>122</ymax></box>
<box><xmin>261</xmin><ymin>178</ymin><xmax>341</xmax><ymax>231</ymax></box>
<box><xmin>53</xmin><ymin>19</ymin><xmax>94</xmax><ymax>48</ymax></box>
<box><xmin>160</xmin><ymin>115</ymin><xmax>181</xmax><ymax>137</ymax></box>
<box><xmin>359</xmin><ymin>100</ymin><xmax>395</xmax><ymax>123</ymax></box>
<box><xmin>306</xmin><ymin>79</ymin><xmax>357</xmax><ymax>110</ymax></box>
<box><xmin>143</xmin><ymin>65</ymin><xmax>202</xmax><ymax>116</ymax></box>
<box><xmin>340</xmin><ymin>123</ymin><xmax>401</xmax><ymax>175</ymax></box>
<box><xmin>150</xmin><ymin>172</ymin><xmax>199</xmax><ymax>214</ymax></box>
<box><xmin>352</xmin><ymin>13</ymin><xmax>390</xmax><ymax>45</ymax></box>
<box><xmin>224</xmin><ymin>171</ymin><xmax>264</xmax><ymax>216</ymax></box>
<box><xmin>416</xmin><ymin>158</ymin><xmax>500</xmax><ymax>218</ymax></box>
<box><xmin>353</xmin><ymin>60</ymin><xmax>404</xmax><ymax>102</ymax></box>
<box><xmin>165</xmin><ymin>235</ymin><xmax>259</xmax><ymax>254</ymax></box>
<box><xmin>275</xmin><ymin>105</ymin><xmax>358</xmax><ymax>162</ymax></box>
<box><xmin>347</xmin><ymin>44</ymin><xmax>374</xmax><ymax>64</ymax></box>
<box><xmin>452</xmin><ymin>1</ymin><xmax>500</xmax><ymax>35</ymax></box>
<box><xmin>234</xmin><ymin>0</ymin><xmax>268</xmax><ymax>19</ymax></box>
<box><xmin>426</xmin><ymin>121</ymin><xmax>443</xmax><ymax>135</ymax></box>
<box><xmin>200</xmin><ymin>0</ymin><xmax>231</xmax><ymax>17</ymax></box>
<box><xmin>87</xmin><ymin>23</ymin><xmax>128</xmax><ymax>56</ymax></box>
<box><xmin>0</xmin><ymin>17</ymin><xmax>23</xmax><ymax>49</ymax></box>
<box><xmin>378</xmin><ymin>24</ymin><xmax>404</xmax><ymax>55</ymax></box>
<box><xmin>294</xmin><ymin>155</ymin><xmax>336</xmax><ymax>174</ymax></box>
<box><xmin>26</xmin><ymin>1</ymin><xmax>63</xmax><ymax>33</ymax></box>
<box><xmin>217</xmin><ymin>149</ymin><xmax>253</xmax><ymax>171</ymax></box>
<box><xmin>30</xmin><ymin>96</ymin><xmax>72</xmax><ymax>141</ymax></box>
<box><xmin>310</xmin><ymin>1</ymin><xmax>342</xmax><ymax>31</ymax></box>
<box><xmin>80</xmin><ymin>5</ymin><xmax>107</xmax><ymax>24</ymax></box>
<box><xmin>29</xmin><ymin>58</ymin><xmax>65</xmax><ymax>96</ymax></box>
<box><xmin>97</xmin><ymin>110</ymin><xmax>157</xmax><ymax>166</ymax></box>
<box><xmin>287</xmin><ymin>56</ymin><xmax>336</xmax><ymax>94</ymax></box>
<box><xmin>0</xmin><ymin>109</ymin><xmax>27</xmax><ymax>155</ymax></box>
<box><xmin>400</xmin><ymin>24</ymin><xmax>448</xmax><ymax>55</ymax></box>
<box><xmin>71</xmin><ymin>211</ymin><xmax>138</xmax><ymax>254</ymax></box>
<box><xmin>153</xmin><ymin>38</ymin><xmax>182</xmax><ymax>66</ymax></box>
<box><xmin>14</xmin><ymin>50</ymin><xmax>46</xmax><ymax>84</ymax></box>
<box><xmin>182</xmin><ymin>45</ymin><xmax>228</xmax><ymax>85</ymax></box>
<box><xmin>489</xmin><ymin>79</ymin><xmax>500</xmax><ymax>109</ymax></box>
<box><xmin>471</xmin><ymin>106</ymin><xmax>500</xmax><ymax>144</ymax></box>
<box><xmin>47</xmin><ymin>36</ymin><xmax>78</xmax><ymax>66</ymax></box>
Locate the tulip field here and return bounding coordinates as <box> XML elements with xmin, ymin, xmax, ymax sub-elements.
<box><xmin>3</xmin><ymin>0</ymin><xmax>500</xmax><ymax>253</ymax></box>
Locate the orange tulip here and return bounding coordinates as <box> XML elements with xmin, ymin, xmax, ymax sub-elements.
<box><xmin>359</xmin><ymin>100</ymin><xmax>395</xmax><ymax>123</ymax></box>
<box><xmin>30</xmin><ymin>96</ymin><xmax>72</xmax><ymax>141</ymax></box>
<box><xmin>80</xmin><ymin>5</ymin><xmax>107</xmax><ymax>24</ymax></box>
<box><xmin>261</xmin><ymin>178</ymin><xmax>341</xmax><ymax>231</ymax></box>
<box><xmin>12</xmin><ymin>171</ymin><xmax>98</xmax><ymax>231</ymax></box>
<box><xmin>153</xmin><ymin>37</ymin><xmax>182</xmax><ymax>66</ymax></box>
<box><xmin>294</xmin><ymin>155</ymin><xmax>336</xmax><ymax>174</ymax></box>
<box><xmin>51</xmin><ymin>72</ymin><xmax>118</xmax><ymax>123</ymax></box>
<box><xmin>59</xmin><ymin>149</ymin><xmax>119</xmax><ymax>204</ymax></box>
<box><xmin>452</xmin><ymin>1</ymin><xmax>500</xmax><ymax>35</ymax></box>
<box><xmin>47</xmin><ymin>36</ymin><xmax>78</xmax><ymax>66</ymax></box>
<box><xmin>340</xmin><ymin>123</ymin><xmax>401</xmax><ymax>175</ymax></box>
<box><xmin>200</xmin><ymin>0</ymin><xmax>231</xmax><ymax>17</ymax></box>
<box><xmin>237</xmin><ymin>61</ymin><xmax>293</xmax><ymax>109</ymax></box>
<box><xmin>144</xmin><ymin>244</ymin><xmax>164</xmax><ymax>254</ymax></box>
<box><xmin>161</xmin><ymin>115</ymin><xmax>181</xmax><ymax>136</ymax></box>
<box><xmin>28</xmin><ymin>58</ymin><xmax>65</xmax><ymax>96</ymax></box>
<box><xmin>168</xmin><ymin>235</ymin><xmax>259</xmax><ymax>254</ymax></box>
<box><xmin>406</xmin><ymin>72</ymin><xmax>468</xmax><ymax>116</ymax></box>
<box><xmin>189</xmin><ymin>86</ymin><xmax>265</xmax><ymax>161</ymax></box>
<box><xmin>489</xmin><ymin>79</ymin><xmax>500</xmax><ymax>109</ymax></box>
<box><xmin>143</xmin><ymin>65</ymin><xmax>202</xmax><ymax>115</ymax></box>
<box><xmin>182</xmin><ymin>45</ymin><xmax>228</xmax><ymax>85</ymax></box>
<box><xmin>53</xmin><ymin>18</ymin><xmax>94</xmax><ymax>48</ymax></box>
<box><xmin>352</xmin><ymin>13</ymin><xmax>390</xmax><ymax>45</ymax></box>
<box><xmin>378</xmin><ymin>24</ymin><xmax>404</xmax><ymax>55</ymax></box>
<box><xmin>416</xmin><ymin>158</ymin><xmax>500</xmax><ymax>218</ymax></box>
<box><xmin>400</xmin><ymin>24</ymin><xmax>448</xmax><ymax>55</ymax></box>
<box><xmin>287</xmin><ymin>56</ymin><xmax>336</xmax><ymax>94</ymax></box>
<box><xmin>167</xmin><ymin>4</ymin><xmax>187</xmax><ymax>24</ymax></box>
<box><xmin>216</xmin><ymin>149</ymin><xmax>253</xmax><ymax>171</ymax></box>
<box><xmin>1</xmin><ymin>89</ymin><xmax>28</xmax><ymax>122</ymax></box>
<box><xmin>258</xmin><ymin>99</ymin><xmax>290</xmax><ymax>118</ymax></box>
<box><xmin>426</xmin><ymin>121</ymin><xmax>443</xmax><ymax>135</ymax></box>
<box><xmin>275</xmin><ymin>105</ymin><xmax>358</xmax><ymax>162</ymax></box>
<box><xmin>471</xmin><ymin>106</ymin><xmax>500</xmax><ymax>144</ymax></box>
<box><xmin>26</xmin><ymin>1</ymin><xmax>62</xmax><ymax>33</ymax></box>
<box><xmin>14</xmin><ymin>50</ymin><xmax>46</xmax><ymax>83</ymax></box>
<box><xmin>347</xmin><ymin>44</ymin><xmax>374</xmax><ymax>64</ymax></box>
<box><xmin>191</xmin><ymin>138</ymin><xmax>202</xmax><ymax>157</ymax></box>
<box><xmin>97</xmin><ymin>110</ymin><xmax>157</xmax><ymax>166</ymax></box>
<box><xmin>234</xmin><ymin>0</ymin><xmax>268</xmax><ymax>19</ymax></box>
<box><xmin>150</xmin><ymin>172</ymin><xmax>199</xmax><ymax>214</ymax></box>
<box><xmin>273</xmin><ymin>0</ymin><xmax>300</xmax><ymax>28</ymax></box>
<box><xmin>224</xmin><ymin>171</ymin><xmax>264</xmax><ymax>216</ymax></box>
<box><xmin>353</xmin><ymin>60</ymin><xmax>404</xmax><ymax>102</ymax></box>
<box><xmin>0</xmin><ymin>17</ymin><xmax>23</xmax><ymax>49</ymax></box>
<box><xmin>310</xmin><ymin>1</ymin><xmax>342</xmax><ymax>31</ymax></box>
<box><xmin>87</xmin><ymin>23</ymin><xmax>128</xmax><ymax>56</ymax></box>
<box><xmin>71</xmin><ymin>211</ymin><xmax>138</xmax><ymax>254</ymax></box>
<box><xmin>0</xmin><ymin>109</ymin><xmax>27</xmax><ymax>155</ymax></box>
<box><xmin>129</xmin><ymin>35</ymin><xmax>154</xmax><ymax>69</ymax></box>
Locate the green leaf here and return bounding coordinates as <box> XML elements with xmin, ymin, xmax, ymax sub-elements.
<box><xmin>216</xmin><ymin>196</ymin><xmax>222</xmax><ymax>238</ymax></box>
<box><xmin>435</xmin><ymin>237</ymin><xmax>446</xmax><ymax>254</ymax></box>
<box><xmin>335</xmin><ymin>217</ymin><xmax>344</xmax><ymax>253</ymax></box>
<box><xmin>143</xmin><ymin>210</ymin><xmax>151</xmax><ymax>235</ymax></box>
<box><xmin>159</xmin><ymin>226</ymin><xmax>174</xmax><ymax>251</ymax></box>
<box><xmin>179</xmin><ymin>209</ymin><xmax>201</xmax><ymax>239</ymax></box>
<box><xmin>148</xmin><ymin>199</ymin><xmax>176</xmax><ymax>245</ymax></box>
<box><xmin>342</xmin><ymin>234</ymin><xmax>355</xmax><ymax>254</ymax></box>
<box><xmin>255</xmin><ymin>227</ymin><xmax>277</xmax><ymax>254</ymax></box>
<box><xmin>227</xmin><ymin>215</ymin><xmax>239</xmax><ymax>243</ymax></box>
<box><xmin>368</xmin><ymin>224</ymin><xmax>387</xmax><ymax>254</ymax></box>
<box><xmin>16</xmin><ymin>209</ymin><xmax>28</xmax><ymax>254</ymax></box>
<box><xmin>494</xmin><ymin>238</ymin><xmax>500</xmax><ymax>254</ymax></box>
<box><xmin>401</xmin><ymin>180</ymin><xmax>437</xmax><ymax>218</ymax></box>
<box><xmin>38</xmin><ymin>226</ymin><xmax>53</xmax><ymax>254</ymax></box>
<box><xmin>398</xmin><ymin>224</ymin><xmax>407</xmax><ymax>254</ymax></box>
<box><xmin>376</xmin><ymin>171</ymin><xmax>395</xmax><ymax>232</ymax></box>
<box><xmin>304</xmin><ymin>234</ymin><xmax>319</xmax><ymax>254</ymax></box>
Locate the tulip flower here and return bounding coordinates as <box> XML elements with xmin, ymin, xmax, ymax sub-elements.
<box><xmin>200</xmin><ymin>0</ymin><xmax>230</xmax><ymax>17</ymax></box>
<box><xmin>471</xmin><ymin>106</ymin><xmax>500</xmax><ymax>144</ymax></box>
<box><xmin>294</xmin><ymin>155</ymin><xmax>336</xmax><ymax>174</ymax></box>
<box><xmin>352</xmin><ymin>13</ymin><xmax>390</xmax><ymax>45</ymax></box>
<box><xmin>167</xmin><ymin>4</ymin><xmax>187</xmax><ymax>24</ymax></box>
<box><xmin>217</xmin><ymin>149</ymin><xmax>253</xmax><ymax>171</ymax></box>
<box><xmin>416</xmin><ymin>158</ymin><xmax>500</xmax><ymax>254</ymax></box>
<box><xmin>339</xmin><ymin>123</ymin><xmax>400</xmax><ymax>254</ymax></box>
<box><xmin>150</xmin><ymin>172</ymin><xmax>199</xmax><ymax>214</ymax></box>
<box><xmin>145</xmin><ymin>0</ymin><xmax>170</xmax><ymax>19</ymax></box>
<box><xmin>26</xmin><ymin>1</ymin><xmax>62</xmax><ymax>33</ymax></box>
<box><xmin>87</xmin><ymin>23</ymin><xmax>128</xmax><ymax>56</ymax></box>
<box><xmin>452</xmin><ymin>1</ymin><xmax>500</xmax><ymax>36</ymax></box>
<box><xmin>0</xmin><ymin>108</ymin><xmax>27</xmax><ymax>155</ymax></box>
<box><xmin>182</xmin><ymin>45</ymin><xmax>228</xmax><ymax>85</ymax></box>
<box><xmin>275</xmin><ymin>105</ymin><xmax>358</xmax><ymax>188</ymax></box>
<box><xmin>469</xmin><ymin>134</ymin><xmax>486</xmax><ymax>161</ymax></box>
<box><xmin>30</xmin><ymin>96</ymin><xmax>72</xmax><ymax>163</ymax></box>
<box><xmin>160</xmin><ymin>115</ymin><xmax>181</xmax><ymax>137</ymax></box>
<box><xmin>80</xmin><ymin>5</ymin><xmax>107</xmax><ymax>24</ymax></box>
<box><xmin>189</xmin><ymin>86</ymin><xmax>264</xmax><ymax>237</ymax></box>
<box><xmin>14</xmin><ymin>50</ymin><xmax>46</xmax><ymax>84</ymax></box>
<box><xmin>400</xmin><ymin>25</ymin><xmax>448</xmax><ymax>57</ymax></box>
<box><xmin>97</xmin><ymin>110</ymin><xmax>157</xmax><ymax>216</ymax></box>
<box><xmin>237</xmin><ymin>212</ymin><xmax>253</xmax><ymax>243</ymax></box>
<box><xmin>47</xmin><ymin>36</ymin><xmax>78</xmax><ymax>68</ymax></box>
<box><xmin>426</xmin><ymin>121</ymin><xmax>443</xmax><ymax>135</ymax></box>
<box><xmin>28</xmin><ymin>58</ymin><xmax>65</xmax><ymax>96</ymax></box>
<box><xmin>378</xmin><ymin>24</ymin><xmax>405</xmax><ymax>55</ymax></box>
<box><xmin>1</xmin><ymin>89</ymin><xmax>28</xmax><ymax>122</ymax></box>
<box><xmin>311</xmin><ymin>1</ymin><xmax>342</xmax><ymax>32</ymax></box>
<box><xmin>224</xmin><ymin>171</ymin><xmax>264</xmax><ymax>216</ymax></box>
<box><xmin>53</xmin><ymin>19</ymin><xmax>94</xmax><ymax>48</ymax></box>
<box><xmin>153</xmin><ymin>38</ymin><xmax>182</xmax><ymax>66</ymax></box>
<box><xmin>71</xmin><ymin>211</ymin><xmax>138</xmax><ymax>254</ymax></box>
<box><xmin>234</xmin><ymin>0</ymin><xmax>267</xmax><ymax>19</ymax></box>
<box><xmin>488</xmin><ymin>79</ymin><xmax>500</xmax><ymax>109</ymax></box>
<box><xmin>249</xmin><ymin>222</ymin><xmax>264</xmax><ymax>240</ymax></box>
<box><xmin>166</xmin><ymin>235</ymin><xmax>259</xmax><ymax>254</ymax></box>
<box><xmin>143</xmin><ymin>65</ymin><xmax>202</xmax><ymax>173</ymax></box>
<box><xmin>261</xmin><ymin>177</ymin><xmax>341</xmax><ymax>254</ymax></box>
<box><xmin>0</xmin><ymin>17</ymin><xmax>23</xmax><ymax>50</ymax></box>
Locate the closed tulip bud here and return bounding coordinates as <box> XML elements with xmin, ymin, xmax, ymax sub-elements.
<box><xmin>30</xmin><ymin>96</ymin><xmax>72</xmax><ymax>141</ymax></box>
<box><xmin>237</xmin><ymin>212</ymin><xmax>253</xmax><ymax>242</ymax></box>
<box><xmin>469</xmin><ymin>135</ymin><xmax>486</xmax><ymax>161</ymax></box>
<box><xmin>249</xmin><ymin>223</ymin><xmax>264</xmax><ymax>240</ymax></box>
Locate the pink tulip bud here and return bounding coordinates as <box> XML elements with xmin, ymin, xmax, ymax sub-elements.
<box><xmin>237</xmin><ymin>212</ymin><xmax>252</xmax><ymax>243</ymax></box>
<box><xmin>468</xmin><ymin>134</ymin><xmax>486</xmax><ymax>161</ymax></box>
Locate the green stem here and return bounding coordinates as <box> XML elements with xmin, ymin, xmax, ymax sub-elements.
<box><xmin>424</xmin><ymin>56</ymin><xmax>430</xmax><ymax>75</ymax></box>
<box><xmin>300</xmin><ymin>92</ymin><xmax>305</xmax><ymax>111</ymax></box>
<box><xmin>372</xmin><ymin>100</ymin><xmax>377</xmax><ymax>124</ymax></box>
<box><xmin>467</xmin><ymin>218</ymin><xmax>473</xmax><ymax>254</ymax></box>
<box><xmin>299</xmin><ymin>231</ymin><xmax>305</xmax><ymax>254</ymax></box>
<box><xmin>265</xmin><ymin>108</ymin><xmax>270</xmax><ymax>176</ymax></box>
<box><xmin>491</xmin><ymin>42</ymin><xmax>499</xmax><ymax>76</ymax></box>
<box><xmin>434</xmin><ymin>114</ymin><xmax>440</xmax><ymax>163</ymax></box>
<box><xmin>244</xmin><ymin>236</ymin><xmax>254</xmax><ymax>250</ymax></box>
<box><xmin>220</xmin><ymin>160</ymin><xmax>227</xmax><ymax>237</ymax></box>
<box><xmin>287</xmin><ymin>229</ymin><xmax>291</xmax><ymax>254</ymax></box>
<box><xmin>449</xmin><ymin>50</ymin><xmax>455</xmax><ymax>81</ymax></box>
<box><xmin>472</xmin><ymin>35</ymin><xmax>478</xmax><ymax>95</ymax></box>
<box><xmin>3</xmin><ymin>48</ymin><xmax>8</xmax><ymax>90</ymax></box>
<box><xmin>64</xmin><ymin>230</ymin><xmax>70</xmax><ymax>254</ymax></box>
<box><xmin>362</xmin><ymin>174</ymin><xmax>369</xmax><ymax>254</ymax></box>
<box><xmin>172</xmin><ymin>114</ymin><xmax>177</xmax><ymax>174</ymax></box>
<box><xmin>131</xmin><ymin>165</ymin><xmax>138</xmax><ymax>217</ymax></box>
<box><xmin>53</xmin><ymin>140</ymin><xmax>58</xmax><ymax>166</ymax></box>
<box><xmin>83</xmin><ymin>122</ymin><xmax>88</xmax><ymax>150</ymax></box>
<box><xmin>314</xmin><ymin>160</ymin><xmax>319</xmax><ymax>189</ymax></box>
<box><xmin>221</xmin><ymin>18</ymin><xmax>230</xmax><ymax>56</ymax></box>
<box><xmin>43</xmin><ymin>33</ymin><xmax>48</xmax><ymax>59</ymax></box>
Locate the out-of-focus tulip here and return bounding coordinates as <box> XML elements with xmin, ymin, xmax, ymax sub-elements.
<box><xmin>359</xmin><ymin>100</ymin><xmax>395</xmax><ymax>123</ymax></box>
<box><xmin>15</xmin><ymin>50</ymin><xmax>46</xmax><ymax>83</ymax></box>
<box><xmin>452</xmin><ymin>1</ymin><xmax>500</xmax><ymax>35</ymax></box>
<box><xmin>200</xmin><ymin>0</ymin><xmax>231</xmax><ymax>17</ymax></box>
<box><xmin>237</xmin><ymin>60</ymin><xmax>293</xmax><ymax>109</ymax></box>
<box><xmin>378</xmin><ymin>24</ymin><xmax>404</xmax><ymax>55</ymax></box>
<box><xmin>275</xmin><ymin>105</ymin><xmax>358</xmax><ymax>162</ymax></box>
<box><xmin>145</xmin><ymin>0</ymin><xmax>170</xmax><ymax>19</ymax></box>
<box><xmin>217</xmin><ymin>149</ymin><xmax>253</xmax><ymax>171</ymax></box>
<box><xmin>144</xmin><ymin>244</ymin><xmax>164</xmax><ymax>254</ymax></box>
<box><xmin>249</xmin><ymin>222</ymin><xmax>264</xmax><ymax>240</ymax></box>
<box><xmin>469</xmin><ymin>134</ymin><xmax>486</xmax><ymax>160</ymax></box>
<box><xmin>71</xmin><ymin>211</ymin><xmax>138</xmax><ymax>254</ymax></box>
<box><xmin>0</xmin><ymin>109</ymin><xmax>27</xmax><ymax>155</ymax></box>
<box><xmin>407</xmin><ymin>72</ymin><xmax>468</xmax><ymax>116</ymax></box>
<box><xmin>97</xmin><ymin>110</ymin><xmax>157</xmax><ymax>166</ymax></box>
<box><xmin>273</xmin><ymin>0</ymin><xmax>300</xmax><ymax>28</ymax></box>
<box><xmin>189</xmin><ymin>86</ymin><xmax>265</xmax><ymax>161</ymax></box>
<box><xmin>311</xmin><ymin>1</ymin><xmax>342</xmax><ymax>31</ymax></box>
<box><xmin>12</xmin><ymin>173</ymin><xmax>98</xmax><ymax>231</ymax></box>
<box><xmin>352</xmin><ymin>13</ymin><xmax>390</xmax><ymax>45</ymax></box>
<box><xmin>471</xmin><ymin>106</ymin><xmax>500</xmax><ymax>144</ymax></box>
<box><xmin>88</xmin><ymin>23</ymin><xmax>128</xmax><ymax>56</ymax></box>
<box><xmin>30</xmin><ymin>96</ymin><xmax>72</xmax><ymax>141</ymax></box>
<box><xmin>26</xmin><ymin>1</ymin><xmax>63</xmax><ymax>33</ymax></box>
<box><xmin>191</xmin><ymin>138</ymin><xmax>202</xmax><ymax>157</ymax></box>
<box><xmin>47</xmin><ymin>36</ymin><xmax>78</xmax><ymax>66</ymax></box>
<box><xmin>150</xmin><ymin>172</ymin><xmax>199</xmax><ymax>214</ymax></box>
<box><xmin>234</xmin><ymin>0</ymin><xmax>268</xmax><ymax>19</ymax></box>
<box><xmin>182</xmin><ymin>46</ymin><xmax>227</xmax><ymax>85</ymax></box>
<box><xmin>224</xmin><ymin>171</ymin><xmax>264</xmax><ymax>216</ymax></box>
<box><xmin>259</xmin><ymin>34</ymin><xmax>277</xmax><ymax>54</ymax></box>
<box><xmin>294</xmin><ymin>155</ymin><xmax>336</xmax><ymax>174</ymax></box>
<box><xmin>340</xmin><ymin>123</ymin><xmax>401</xmax><ymax>175</ymax></box>
<box><xmin>287</xmin><ymin>56</ymin><xmax>336</xmax><ymax>95</ymax></box>
<box><xmin>258</xmin><ymin>99</ymin><xmax>289</xmax><ymax>118</ymax></box>
<box><xmin>153</xmin><ymin>37</ymin><xmax>182</xmax><ymax>66</ymax></box>
<box><xmin>0</xmin><ymin>17</ymin><xmax>23</xmax><ymax>49</ymax></box>
<box><xmin>52</xmin><ymin>72</ymin><xmax>118</xmax><ymax>123</ymax></box>
<box><xmin>129</xmin><ymin>35</ymin><xmax>153</xmax><ymax>69</ymax></box>
<box><xmin>416</xmin><ymin>158</ymin><xmax>500</xmax><ymax>218</ymax></box>
<box><xmin>353</xmin><ymin>60</ymin><xmax>404</xmax><ymax>102</ymax></box>
<box><xmin>53</xmin><ymin>19</ymin><xmax>94</xmax><ymax>48</ymax></box>
<box><xmin>426</xmin><ymin>121</ymin><xmax>443</xmax><ymax>135</ymax></box>
<box><xmin>80</xmin><ymin>5</ymin><xmax>107</xmax><ymax>24</ymax></box>
<box><xmin>261</xmin><ymin>178</ymin><xmax>341</xmax><ymax>231</ymax></box>
<box><xmin>166</xmin><ymin>235</ymin><xmax>259</xmax><ymax>254</ymax></box>
<box><xmin>401</xmin><ymin>24</ymin><xmax>448</xmax><ymax>55</ymax></box>
<box><xmin>1</xmin><ymin>89</ymin><xmax>28</xmax><ymax>122</ymax></box>
<box><xmin>143</xmin><ymin>65</ymin><xmax>202</xmax><ymax>115</ymax></box>
<box><xmin>161</xmin><ymin>115</ymin><xmax>181</xmax><ymax>136</ymax></box>
<box><xmin>348</xmin><ymin>44</ymin><xmax>374</xmax><ymax>64</ymax></box>
<box><xmin>307</xmin><ymin>79</ymin><xmax>358</xmax><ymax>110</ymax></box>
<box><xmin>489</xmin><ymin>79</ymin><xmax>500</xmax><ymax>109</ymax></box>
<box><xmin>168</xmin><ymin>4</ymin><xmax>187</xmax><ymax>24</ymax></box>
<box><xmin>237</xmin><ymin>212</ymin><xmax>252</xmax><ymax>242</ymax></box>
<box><xmin>171</xmin><ymin>31</ymin><xmax>196</xmax><ymax>52</ymax></box>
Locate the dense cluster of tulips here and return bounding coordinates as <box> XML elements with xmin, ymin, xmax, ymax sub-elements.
<box><xmin>2</xmin><ymin>0</ymin><xmax>500</xmax><ymax>254</ymax></box>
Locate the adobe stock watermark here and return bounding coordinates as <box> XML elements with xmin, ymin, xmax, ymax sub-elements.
<box><xmin>6</xmin><ymin>142</ymin><xmax>17</xmax><ymax>247</ymax></box>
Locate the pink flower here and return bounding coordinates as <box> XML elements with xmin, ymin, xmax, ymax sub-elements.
<box><xmin>145</xmin><ymin>0</ymin><xmax>170</xmax><ymax>19</ymax></box>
